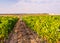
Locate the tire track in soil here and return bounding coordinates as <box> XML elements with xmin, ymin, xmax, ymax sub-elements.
<box><xmin>6</xmin><ymin>19</ymin><xmax>41</xmax><ymax>43</ymax></box>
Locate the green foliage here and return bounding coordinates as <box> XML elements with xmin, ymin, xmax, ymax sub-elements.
<box><xmin>0</xmin><ymin>16</ymin><xmax>18</xmax><ymax>39</ymax></box>
<box><xmin>22</xmin><ymin>16</ymin><xmax>60</xmax><ymax>43</ymax></box>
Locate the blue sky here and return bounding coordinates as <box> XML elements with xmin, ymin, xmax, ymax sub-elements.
<box><xmin>0</xmin><ymin>0</ymin><xmax>17</xmax><ymax>4</ymax></box>
<box><xmin>0</xmin><ymin>0</ymin><xmax>60</xmax><ymax>14</ymax></box>
<box><xmin>0</xmin><ymin>0</ymin><xmax>18</xmax><ymax>7</ymax></box>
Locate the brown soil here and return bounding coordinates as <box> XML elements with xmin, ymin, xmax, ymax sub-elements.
<box><xmin>5</xmin><ymin>19</ymin><xmax>41</xmax><ymax>43</ymax></box>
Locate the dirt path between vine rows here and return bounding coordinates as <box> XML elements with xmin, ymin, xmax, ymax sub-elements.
<box><xmin>5</xmin><ymin>19</ymin><xmax>41</xmax><ymax>43</ymax></box>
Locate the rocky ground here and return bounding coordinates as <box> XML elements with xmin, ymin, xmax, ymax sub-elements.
<box><xmin>5</xmin><ymin>19</ymin><xmax>41</xmax><ymax>43</ymax></box>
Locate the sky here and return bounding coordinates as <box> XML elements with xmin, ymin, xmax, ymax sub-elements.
<box><xmin>0</xmin><ymin>0</ymin><xmax>60</xmax><ymax>14</ymax></box>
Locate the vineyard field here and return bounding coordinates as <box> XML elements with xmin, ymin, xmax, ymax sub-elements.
<box><xmin>0</xmin><ymin>15</ymin><xmax>60</xmax><ymax>43</ymax></box>
<box><xmin>22</xmin><ymin>15</ymin><xmax>60</xmax><ymax>43</ymax></box>
<box><xmin>0</xmin><ymin>16</ymin><xmax>18</xmax><ymax>43</ymax></box>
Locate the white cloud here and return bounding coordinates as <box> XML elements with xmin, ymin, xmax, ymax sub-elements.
<box><xmin>0</xmin><ymin>0</ymin><xmax>60</xmax><ymax>14</ymax></box>
<box><xmin>9</xmin><ymin>0</ymin><xmax>60</xmax><ymax>13</ymax></box>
